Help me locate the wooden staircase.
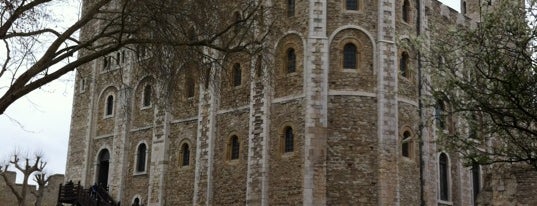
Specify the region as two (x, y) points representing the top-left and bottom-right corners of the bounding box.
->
(57, 181), (117, 206)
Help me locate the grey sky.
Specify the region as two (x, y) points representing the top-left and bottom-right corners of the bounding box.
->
(0, 0), (460, 183)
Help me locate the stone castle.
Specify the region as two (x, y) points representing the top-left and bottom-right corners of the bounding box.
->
(64, 0), (535, 205)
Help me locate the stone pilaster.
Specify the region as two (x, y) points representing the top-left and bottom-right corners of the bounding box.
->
(376, 0), (400, 205)
(246, 56), (271, 206)
(193, 67), (218, 206)
(303, 0), (328, 205)
(147, 71), (172, 206)
(109, 83), (132, 200)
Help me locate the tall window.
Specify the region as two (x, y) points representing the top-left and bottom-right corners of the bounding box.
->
(287, 48), (296, 73)
(343, 43), (357, 69)
(401, 131), (411, 157)
(462, 1), (467, 14)
(284, 127), (294, 153)
(346, 0), (358, 10)
(402, 0), (410, 23)
(234, 12), (242, 33)
(186, 77), (195, 98)
(233, 63), (242, 87)
(435, 100), (445, 129)
(181, 143), (190, 166)
(136, 143), (147, 172)
(472, 164), (481, 205)
(143, 84), (152, 107)
(105, 95), (114, 116)
(229, 135), (240, 160)
(287, 0), (295, 17)
(400, 52), (409, 78)
(439, 153), (450, 201)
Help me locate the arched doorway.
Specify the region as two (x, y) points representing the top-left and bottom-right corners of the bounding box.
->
(97, 149), (110, 187)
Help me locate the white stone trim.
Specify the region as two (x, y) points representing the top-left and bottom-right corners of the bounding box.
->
(271, 94), (305, 104)
(397, 97), (418, 107)
(170, 116), (198, 124)
(328, 90), (376, 98)
(216, 105), (249, 115)
(130, 125), (154, 132)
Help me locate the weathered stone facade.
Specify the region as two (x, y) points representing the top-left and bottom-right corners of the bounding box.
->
(64, 0), (529, 205)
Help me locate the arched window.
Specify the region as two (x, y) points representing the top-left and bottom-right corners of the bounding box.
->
(233, 63), (242, 87)
(400, 52), (409, 78)
(181, 143), (190, 166)
(401, 131), (411, 157)
(346, 0), (358, 10)
(105, 95), (114, 116)
(462, 1), (467, 14)
(186, 77), (195, 98)
(143, 84), (152, 107)
(234, 12), (242, 33)
(287, 0), (295, 17)
(472, 164), (481, 205)
(229, 135), (240, 160)
(343, 43), (357, 69)
(439, 153), (450, 201)
(287, 48), (296, 73)
(402, 0), (410, 23)
(136, 143), (147, 172)
(284, 127), (294, 153)
(435, 100), (445, 129)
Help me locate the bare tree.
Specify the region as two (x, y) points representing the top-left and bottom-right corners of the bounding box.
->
(0, 153), (47, 206)
(424, 0), (537, 170)
(32, 172), (49, 206)
(0, 0), (274, 115)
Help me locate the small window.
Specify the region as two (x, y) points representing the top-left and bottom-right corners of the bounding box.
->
(343, 43), (357, 69)
(186, 77), (195, 98)
(234, 12), (242, 33)
(79, 77), (86, 93)
(233, 63), (242, 87)
(346, 0), (358, 10)
(105, 95), (114, 116)
(287, 48), (296, 73)
(401, 131), (411, 157)
(472, 164), (481, 205)
(435, 100), (445, 129)
(103, 56), (110, 70)
(439, 153), (450, 201)
(400, 52), (409, 78)
(462, 1), (467, 14)
(181, 143), (190, 166)
(142, 84), (152, 107)
(284, 127), (294, 153)
(136, 143), (147, 172)
(229, 135), (240, 160)
(287, 0), (295, 17)
(402, 0), (410, 23)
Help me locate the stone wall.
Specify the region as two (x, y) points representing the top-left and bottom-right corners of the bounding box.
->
(0, 171), (64, 206)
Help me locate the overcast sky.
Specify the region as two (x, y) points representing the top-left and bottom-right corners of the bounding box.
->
(0, 0), (460, 184)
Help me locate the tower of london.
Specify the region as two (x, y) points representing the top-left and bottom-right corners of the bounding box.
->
(64, 0), (526, 205)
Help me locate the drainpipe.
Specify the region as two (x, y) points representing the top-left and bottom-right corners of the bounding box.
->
(415, 0), (426, 206)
